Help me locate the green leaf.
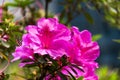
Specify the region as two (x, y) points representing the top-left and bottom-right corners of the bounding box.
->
(59, 10), (66, 21)
(113, 39), (120, 43)
(71, 64), (84, 72)
(108, 7), (117, 16)
(65, 69), (76, 80)
(105, 15), (116, 24)
(1, 41), (10, 48)
(0, 52), (10, 74)
(0, 52), (8, 61)
(97, 66), (119, 80)
(77, 76), (83, 80)
(83, 10), (94, 24)
(6, 0), (34, 7)
(92, 34), (102, 41)
(57, 72), (68, 80)
(61, 55), (68, 66)
(24, 63), (38, 67)
(67, 0), (74, 3)
(5, 3), (18, 7)
(3, 74), (10, 80)
(69, 66), (77, 75)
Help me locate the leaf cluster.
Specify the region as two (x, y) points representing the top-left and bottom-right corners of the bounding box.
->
(21, 54), (84, 80)
(97, 66), (120, 80)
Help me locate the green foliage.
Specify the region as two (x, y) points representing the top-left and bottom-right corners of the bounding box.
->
(6, 0), (34, 8)
(92, 34), (102, 41)
(58, 0), (94, 25)
(0, 11), (23, 56)
(59, 0), (120, 29)
(77, 77), (83, 80)
(83, 11), (94, 24)
(113, 39), (120, 43)
(97, 66), (120, 80)
(23, 54), (84, 79)
(91, 0), (120, 29)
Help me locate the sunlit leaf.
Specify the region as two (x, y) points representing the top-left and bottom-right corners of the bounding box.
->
(92, 34), (102, 41)
(5, 3), (18, 7)
(77, 76), (83, 80)
(1, 41), (10, 48)
(0, 52), (8, 60)
(97, 66), (119, 80)
(108, 7), (117, 16)
(113, 39), (120, 43)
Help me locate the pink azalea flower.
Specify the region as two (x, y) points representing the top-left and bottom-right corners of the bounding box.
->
(12, 18), (71, 65)
(12, 45), (34, 62)
(68, 27), (100, 62)
(25, 18), (71, 58)
(1, 34), (9, 42)
(64, 26), (100, 80)
(12, 18), (100, 80)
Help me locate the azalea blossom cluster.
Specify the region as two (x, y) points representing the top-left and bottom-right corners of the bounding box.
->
(12, 18), (100, 80)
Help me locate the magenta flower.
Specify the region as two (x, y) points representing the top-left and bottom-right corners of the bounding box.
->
(64, 27), (100, 80)
(12, 18), (100, 80)
(12, 18), (71, 65)
(24, 18), (71, 58)
(12, 45), (34, 67)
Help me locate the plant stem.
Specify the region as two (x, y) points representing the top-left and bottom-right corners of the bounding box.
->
(45, 0), (49, 18)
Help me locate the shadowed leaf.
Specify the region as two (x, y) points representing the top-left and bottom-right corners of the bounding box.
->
(70, 64), (84, 72)
(65, 69), (76, 80)
(83, 10), (94, 24)
(69, 66), (77, 75)
(57, 72), (67, 80)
